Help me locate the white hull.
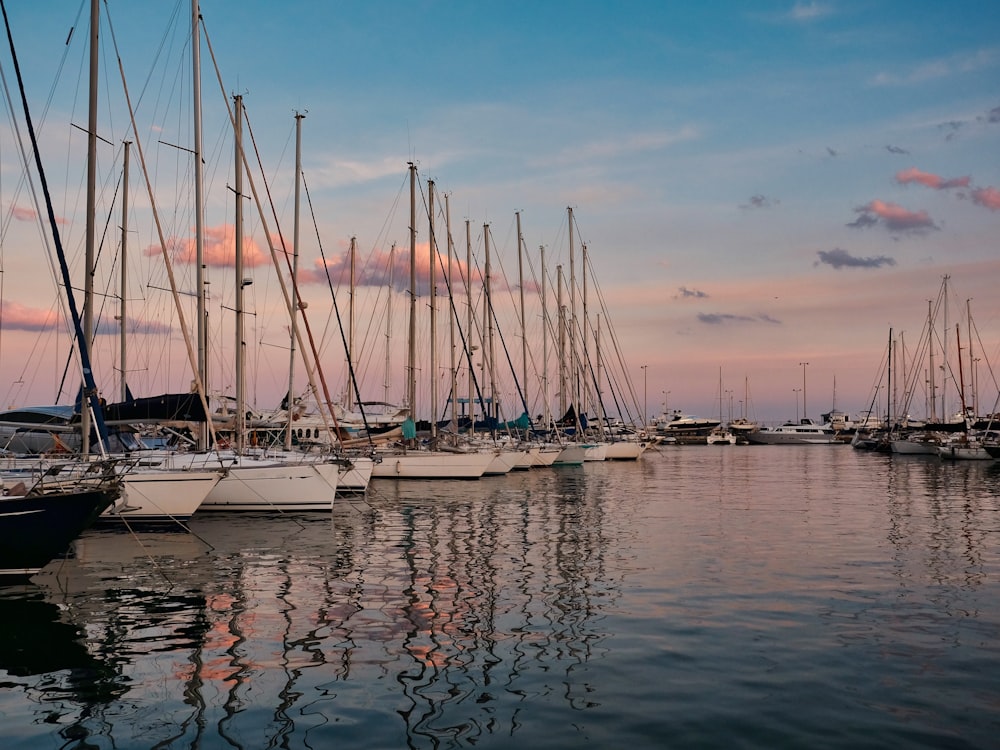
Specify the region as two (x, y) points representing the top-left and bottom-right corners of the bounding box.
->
(938, 444), (992, 460)
(604, 441), (645, 460)
(706, 431), (737, 445)
(890, 438), (940, 455)
(370, 450), (492, 479)
(338, 456), (374, 493)
(552, 444), (587, 466)
(582, 443), (608, 461)
(484, 450), (521, 476)
(747, 423), (840, 445)
(201, 456), (338, 511)
(102, 468), (222, 524)
(530, 446), (562, 467)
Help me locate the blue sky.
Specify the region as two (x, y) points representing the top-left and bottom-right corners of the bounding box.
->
(1, 1), (998, 424)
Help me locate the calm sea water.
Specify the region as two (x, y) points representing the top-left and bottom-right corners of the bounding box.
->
(2, 446), (999, 749)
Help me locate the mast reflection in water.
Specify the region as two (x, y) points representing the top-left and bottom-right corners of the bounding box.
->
(3, 450), (1000, 749)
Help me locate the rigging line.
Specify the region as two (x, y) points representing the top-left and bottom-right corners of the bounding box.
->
(480, 224), (527, 427)
(200, 25), (342, 446)
(300, 170), (374, 445)
(237, 102), (344, 442)
(102, 3), (217, 447)
(1, 0), (110, 451)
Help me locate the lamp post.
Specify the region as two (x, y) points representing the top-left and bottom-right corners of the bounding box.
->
(799, 361), (809, 422)
(793, 388), (801, 423)
(641, 365), (648, 427)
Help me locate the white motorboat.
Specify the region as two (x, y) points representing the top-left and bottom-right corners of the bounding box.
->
(747, 420), (841, 445)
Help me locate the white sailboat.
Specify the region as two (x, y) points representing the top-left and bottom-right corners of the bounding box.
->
(370, 165), (492, 480)
(198, 95), (337, 509)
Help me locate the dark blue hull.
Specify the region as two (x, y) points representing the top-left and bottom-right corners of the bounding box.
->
(0, 489), (117, 578)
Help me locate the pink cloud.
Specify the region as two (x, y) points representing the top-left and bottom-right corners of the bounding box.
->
(144, 223), (270, 268)
(895, 167), (970, 190)
(1, 300), (57, 331)
(11, 205), (69, 225)
(12, 205), (37, 222)
(971, 186), (1000, 210)
(849, 199), (937, 233)
(298, 245), (533, 296)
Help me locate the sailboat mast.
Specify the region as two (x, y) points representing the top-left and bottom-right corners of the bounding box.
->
(446, 194), (458, 436)
(466, 219), (474, 435)
(581, 243), (590, 418)
(567, 207), (578, 419)
(967, 298), (975, 416)
(557, 264), (566, 417)
(428, 180), (438, 440)
(927, 300), (936, 421)
(484, 223), (497, 430)
(541, 245), (549, 431)
(285, 111), (304, 451)
(516, 212), (528, 420)
(81, 0), (99, 456)
(384, 244), (394, 407)
(407, 163), (417, 425)
(192, 0), (208, 437)
(233, 94), (246, 454)
(119, 140), (130, 401)
(346, 235), (356, 411)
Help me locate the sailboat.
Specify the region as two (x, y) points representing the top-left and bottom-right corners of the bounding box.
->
(0, 1), (123, 575)
(369, 165), (493, 480)
(706, 368), (736, 445)
(198, 95), (339, 509)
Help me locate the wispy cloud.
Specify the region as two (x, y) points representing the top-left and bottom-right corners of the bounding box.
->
(816, 248), (896, 269)
(741, 194), (779, 210)
(787, 2), (832, 21)
(93, 318), (173, 336)
(885, 145), (909, 155)
(697, 312), (781, 325)
(848, 200), (938, 234)
(895, 167), (970, 190)
(871, 48), (999, 86)
(1, 300), (57, 331)
(297, 245), (524, 296)
(12, 204), (68, 225)
(554, 127), (700, 166)
(676, 286), (709, 299)
(971, 186), (1000, 211)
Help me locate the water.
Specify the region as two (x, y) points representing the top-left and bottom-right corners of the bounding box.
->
(2, 446), (999, 749)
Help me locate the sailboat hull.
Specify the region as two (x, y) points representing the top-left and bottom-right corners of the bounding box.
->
(200, 457), (337, 511)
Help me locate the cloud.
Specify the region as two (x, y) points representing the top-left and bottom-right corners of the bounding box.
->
(1, 300), (58, 331)
(848, 200), (938, 234)
(885, 145), (909, 155)
(697, 312), (781, 325)
(297, 245), (519, 297)
(12, 204), (69, 225)
(675, 286), (708, 299)
(816, 248), (896, 270)
(871, 49), (998, 87)
(788, 2), (832, 21)
(741, 194), (779, 210)
(145, 223), (271, 268)
(971, 186), (1000, 211)
(988, 105), (1000, 123)
(826, 147), (839, 157)
(895, 167), (970, 190)
(12, 205), (37, 222)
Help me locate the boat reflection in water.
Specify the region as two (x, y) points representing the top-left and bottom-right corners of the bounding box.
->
(6, 452), (998, 749)
(5, 466), (620, 748)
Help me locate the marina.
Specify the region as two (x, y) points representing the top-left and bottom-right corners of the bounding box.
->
(2, 445), (998, 749)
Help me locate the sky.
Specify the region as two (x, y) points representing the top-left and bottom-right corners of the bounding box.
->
(0, 0), (998, 426)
